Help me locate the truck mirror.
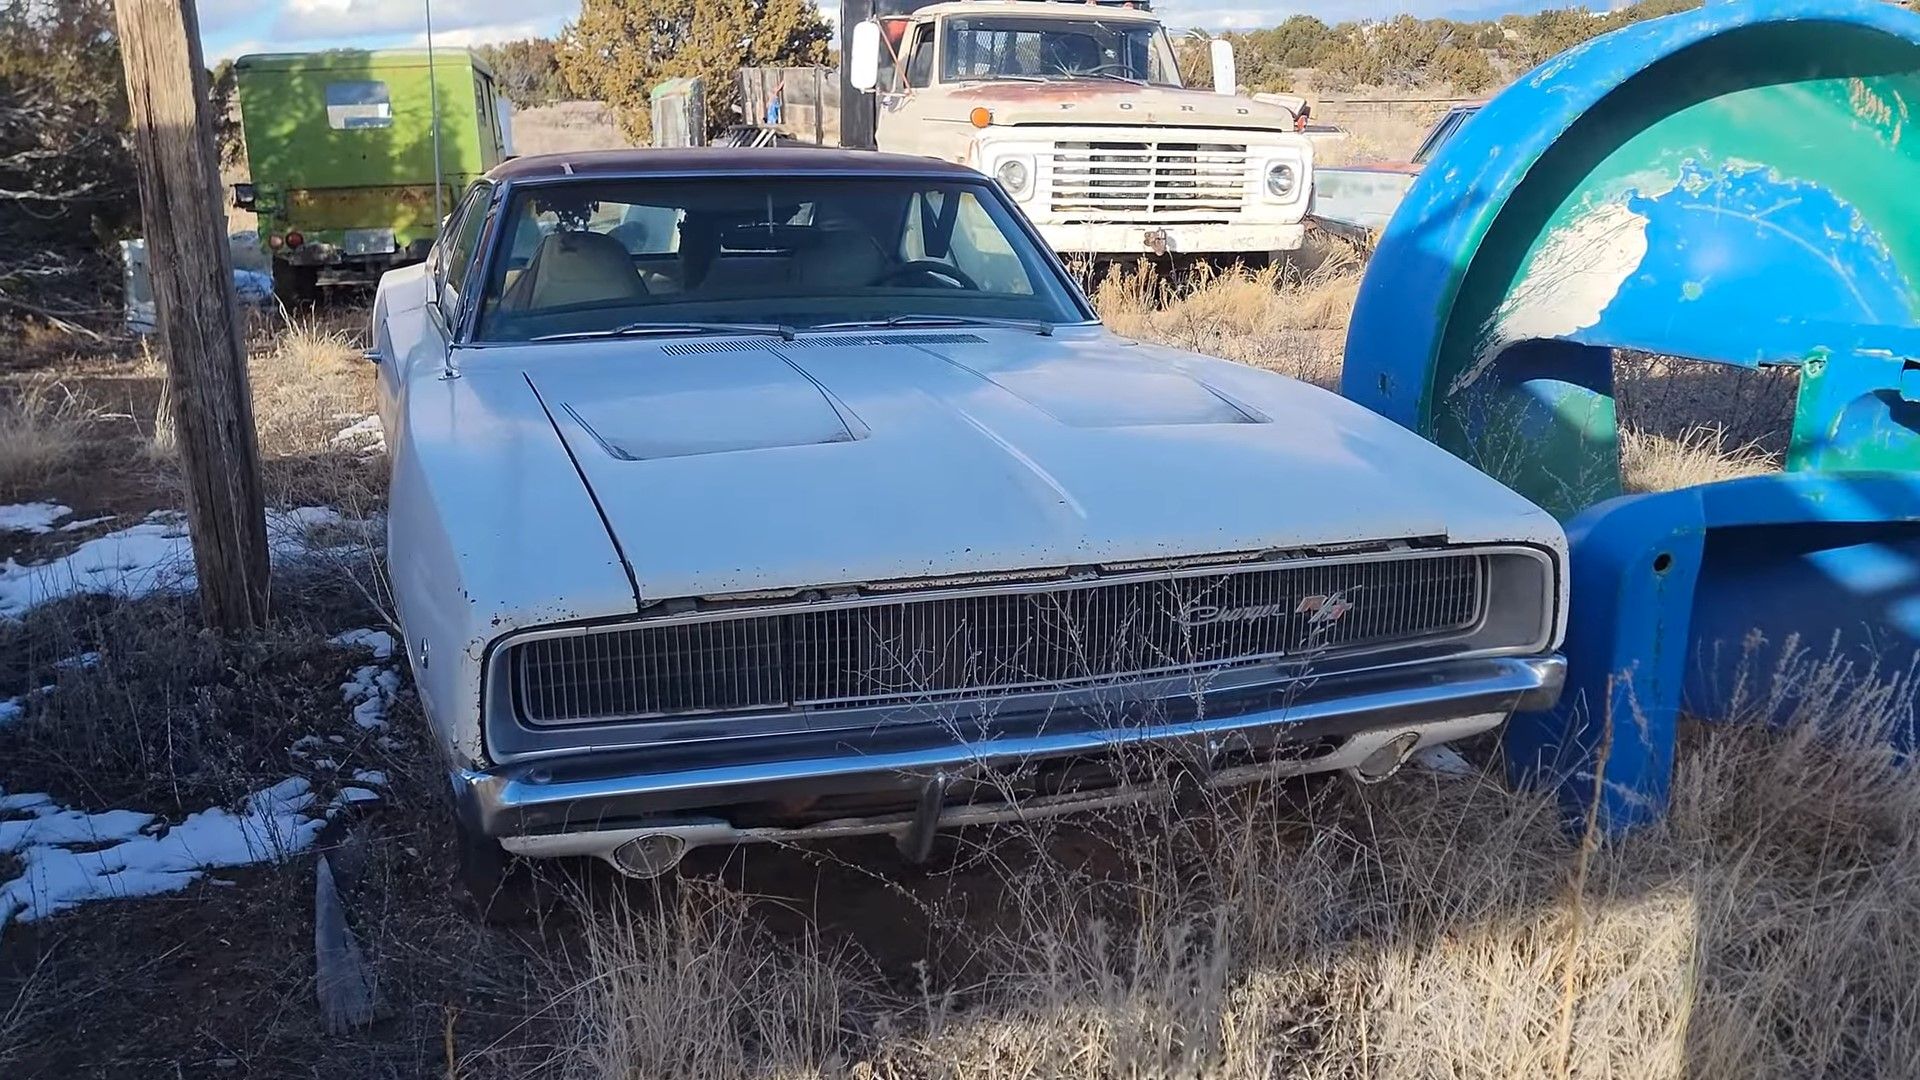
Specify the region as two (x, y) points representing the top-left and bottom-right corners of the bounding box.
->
(849, 20), (882, 92)
(1209, 39), (1236, 96)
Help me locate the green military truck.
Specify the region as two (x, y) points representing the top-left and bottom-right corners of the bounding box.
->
(233, 48), (511, 298)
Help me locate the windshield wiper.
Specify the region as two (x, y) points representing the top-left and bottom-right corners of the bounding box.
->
(531, 321), (796, 343)
(808, 314), (1054, 337)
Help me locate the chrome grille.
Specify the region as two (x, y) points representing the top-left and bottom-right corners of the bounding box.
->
(511, 553), (1487, 726)
(1049, 140), (1250, 220)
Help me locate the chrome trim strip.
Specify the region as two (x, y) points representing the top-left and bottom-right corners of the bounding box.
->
(460, 654), (1565, 840)
(534, 545), (1530, 632)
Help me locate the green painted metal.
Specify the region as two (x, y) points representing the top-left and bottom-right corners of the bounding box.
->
(235, 49), (506, 264)
(1342, 1), (1920, 521)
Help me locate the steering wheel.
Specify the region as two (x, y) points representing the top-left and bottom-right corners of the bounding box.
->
(880, 260), (980, 290)
(1078, 63), (1138, 78)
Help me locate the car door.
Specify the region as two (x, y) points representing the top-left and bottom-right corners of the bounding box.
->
(376, 181), (490, 436)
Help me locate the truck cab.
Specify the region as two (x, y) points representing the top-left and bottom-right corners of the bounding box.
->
(849, 0), (1312, 260)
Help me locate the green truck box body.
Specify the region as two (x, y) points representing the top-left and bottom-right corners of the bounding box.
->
(234, 49), (507, 290)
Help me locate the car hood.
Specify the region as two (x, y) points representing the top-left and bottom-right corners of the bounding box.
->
(516, 329), (1559, 602)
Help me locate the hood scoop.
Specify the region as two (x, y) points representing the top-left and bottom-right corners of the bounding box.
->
(950, 356), (1264, 428)
(540, 350), (864, 461)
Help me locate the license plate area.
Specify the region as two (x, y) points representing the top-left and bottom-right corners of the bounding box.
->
(343, 227), (396, 256)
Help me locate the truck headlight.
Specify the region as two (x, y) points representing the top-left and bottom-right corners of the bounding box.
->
(1266, 163), (1298, 198)
(996, 158), (1033, 200)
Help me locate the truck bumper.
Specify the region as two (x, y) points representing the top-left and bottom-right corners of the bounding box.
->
(1034, 221), (1307, 257)
(453, 654), (1565, 875)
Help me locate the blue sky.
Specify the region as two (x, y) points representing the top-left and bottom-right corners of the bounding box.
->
(198, 0), (1603, 61)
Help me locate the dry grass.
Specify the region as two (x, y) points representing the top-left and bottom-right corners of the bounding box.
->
(0, 380), (89, 499)
(1616, 352), (1800, 456)
(1312, 110), (1441, 166)
(0, 563), (555, 1077)
(1621, 425), (1777, 494)
(246, 311), (374, 457)
(512, 101), (638, 157)
(555, 645), (1920, 1080)
(132, 307), (383, 509)
(1091, 243), (1362, 389)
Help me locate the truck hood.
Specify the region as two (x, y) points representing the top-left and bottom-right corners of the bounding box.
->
(516, 329), (1558, 603)
(946, 81), (1299, 131)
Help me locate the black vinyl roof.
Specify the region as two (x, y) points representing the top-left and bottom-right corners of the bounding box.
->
(487, 147), (982, 183)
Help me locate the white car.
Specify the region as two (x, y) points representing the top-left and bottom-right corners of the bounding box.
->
(369, 148), (1567, 883)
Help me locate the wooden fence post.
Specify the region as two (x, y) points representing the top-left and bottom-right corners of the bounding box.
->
(115, 0), (271, 631)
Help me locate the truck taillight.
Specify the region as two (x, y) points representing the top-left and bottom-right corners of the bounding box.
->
(285, 231), (304, 249)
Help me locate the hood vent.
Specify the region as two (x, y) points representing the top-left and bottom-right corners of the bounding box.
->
(659, 333), (987, 355)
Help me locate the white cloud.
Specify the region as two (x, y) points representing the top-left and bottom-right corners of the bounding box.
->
(274, 0), (536, 41)
(405, 19), (561, 47)
(195, 0), (261, 31)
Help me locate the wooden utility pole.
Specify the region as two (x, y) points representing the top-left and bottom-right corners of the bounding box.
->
(115, 0), (271, 631)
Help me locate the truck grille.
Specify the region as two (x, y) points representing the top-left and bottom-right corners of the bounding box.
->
(1049, 140), (1250, 220)
(509, 552), (1488, 726)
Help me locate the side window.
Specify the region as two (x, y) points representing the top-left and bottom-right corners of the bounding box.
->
(1412, 108), (1473, 165)
(325, 81), (392, 129)
(904, 26), (935, 88)
(437, 184), (491, 318)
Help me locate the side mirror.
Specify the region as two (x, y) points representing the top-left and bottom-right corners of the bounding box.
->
(232, 183), (256, 211)
(1210, 39), (1237, 96)
(849, 20), (882, 92)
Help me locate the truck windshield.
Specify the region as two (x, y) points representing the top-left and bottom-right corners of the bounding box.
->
(474, 176), (1087, 343)
(941, 16), (1182, 87)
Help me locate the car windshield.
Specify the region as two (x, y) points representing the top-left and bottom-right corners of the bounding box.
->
(941, 16), (1182, 87)
(474, 176), (1085, 342)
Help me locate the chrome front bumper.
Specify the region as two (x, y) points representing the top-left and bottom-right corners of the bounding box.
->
(454, 654), (1564, 869)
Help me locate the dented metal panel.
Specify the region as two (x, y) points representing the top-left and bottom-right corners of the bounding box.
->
(1341, 0), (1920, 521)
(1335, 0), (1920, 838)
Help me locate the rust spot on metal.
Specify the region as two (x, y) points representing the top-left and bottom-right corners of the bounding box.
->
(950, 82), (1135, 103)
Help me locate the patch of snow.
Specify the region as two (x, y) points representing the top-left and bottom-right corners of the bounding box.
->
(57, 515), (117, 533)
(329, 627), (395, 661)
(342, 664), (401, 730)
(336, 787), (381, 805)
(54, 650), (100, 671)
(0, 506), (360, 619)
(0, 684), (53, 729)
(0, 503), (72, 535)
(330, 415), (386, 456)
(0, 778), (326, 934)
(351, 769), (387, 787)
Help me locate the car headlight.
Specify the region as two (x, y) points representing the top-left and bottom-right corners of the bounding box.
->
(996, 158), (1032, 198)
(1266, 163), (1298, 198)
